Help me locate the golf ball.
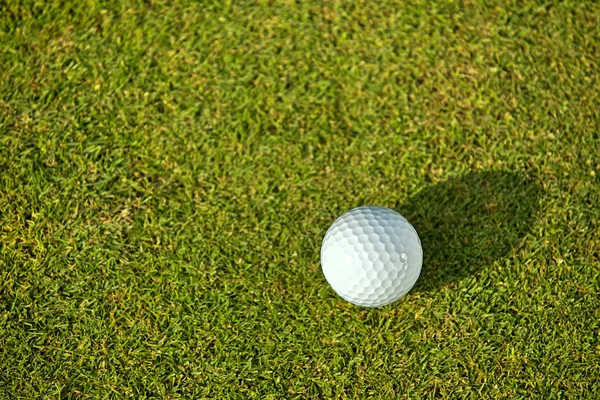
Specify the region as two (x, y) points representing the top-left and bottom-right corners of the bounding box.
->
(320, 206), (423, 308)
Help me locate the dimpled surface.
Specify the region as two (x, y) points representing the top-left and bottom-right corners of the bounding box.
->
(321, 206), (423, 308)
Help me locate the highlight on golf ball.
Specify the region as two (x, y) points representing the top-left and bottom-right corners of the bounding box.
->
(320, 206), (423, 308)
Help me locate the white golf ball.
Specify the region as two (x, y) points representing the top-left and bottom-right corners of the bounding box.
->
(320, 206), (423, 307)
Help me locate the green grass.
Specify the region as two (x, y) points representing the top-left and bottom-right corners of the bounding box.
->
(1, 0), (599, 398)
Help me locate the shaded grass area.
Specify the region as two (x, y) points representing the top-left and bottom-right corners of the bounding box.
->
(1, 0), (599, 398)
(402, 171), (542, 292)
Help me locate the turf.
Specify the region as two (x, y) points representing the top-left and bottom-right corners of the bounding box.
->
(1, 0), (599, 398)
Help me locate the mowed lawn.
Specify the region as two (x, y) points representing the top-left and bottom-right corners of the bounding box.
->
(1, 0), (599, 398)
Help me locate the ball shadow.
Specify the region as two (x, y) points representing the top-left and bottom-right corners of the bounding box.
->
(396, 171), (541, 292)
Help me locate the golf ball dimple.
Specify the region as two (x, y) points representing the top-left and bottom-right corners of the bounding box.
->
(321, 206), (423, 308)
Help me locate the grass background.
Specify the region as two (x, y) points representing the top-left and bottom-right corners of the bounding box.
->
(1, 0), (599, 398)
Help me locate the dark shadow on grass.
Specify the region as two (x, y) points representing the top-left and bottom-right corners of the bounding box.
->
(396, 171), (541, 292)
